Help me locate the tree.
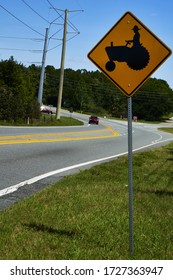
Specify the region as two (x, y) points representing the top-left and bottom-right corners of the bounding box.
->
(0, 57), (172, 122)
(0, 58), (40, 122)
(0, 86), (13, 121)
(133, 78), (173, 120)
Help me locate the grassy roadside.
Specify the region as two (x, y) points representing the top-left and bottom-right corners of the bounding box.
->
(159, 127), (173, 134)
(0, 115), (83, 126)
(0, 130), (173, 260)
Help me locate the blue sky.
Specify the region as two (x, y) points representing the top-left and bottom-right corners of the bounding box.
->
(0, 0), (173, 89)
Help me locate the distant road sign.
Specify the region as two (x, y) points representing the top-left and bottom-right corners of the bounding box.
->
(88, 11), (172, 97)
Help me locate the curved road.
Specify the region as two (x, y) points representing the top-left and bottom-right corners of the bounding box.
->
(0, 112), (173, 209)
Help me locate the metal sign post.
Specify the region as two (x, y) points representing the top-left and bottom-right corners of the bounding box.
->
(127, 97), (134, 253)
(87, 11), (171, 254)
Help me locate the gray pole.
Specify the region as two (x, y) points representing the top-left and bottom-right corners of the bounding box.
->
(38, 27), (49, 105)
(128, 97), (134, 253)
(56, 9), (68, 120)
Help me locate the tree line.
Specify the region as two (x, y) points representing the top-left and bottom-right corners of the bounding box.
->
(0, 57), (173, 122)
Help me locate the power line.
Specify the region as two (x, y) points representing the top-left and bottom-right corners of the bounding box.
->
(74, 0), (83, 10)
(49, 27), (64, 40)
(20, 0), (70, 44)
(0, 47), (42, 53)
(46, 0), (64, 21)
(44, 74), (173, 99)
(21, 0), (50, 24)
(47, 42), (62, 52)
(0, 1), (82, 71)
(46, 0), (80, 33)
(47, 31), (80, 52)
(53, 8), (80, 33)
(0, 3), (44, 37)
(23, 61), (41, 65)
(0, 35), (44, 41)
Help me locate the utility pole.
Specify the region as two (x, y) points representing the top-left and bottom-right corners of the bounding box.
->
(56, 9), (68, 120)
(38, 27), (49, 105)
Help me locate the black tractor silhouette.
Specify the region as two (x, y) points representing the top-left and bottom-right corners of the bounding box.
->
(105, 25), (150, 71)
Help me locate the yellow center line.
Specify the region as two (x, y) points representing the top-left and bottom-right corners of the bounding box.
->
(0, 129), (108, 139)
(0, 124), (120, 145)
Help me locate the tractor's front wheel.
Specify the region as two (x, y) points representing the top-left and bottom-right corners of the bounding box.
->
(105, 60), (116, 72)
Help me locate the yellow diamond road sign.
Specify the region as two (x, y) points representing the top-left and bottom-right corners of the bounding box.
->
(87, 11), (172, 97)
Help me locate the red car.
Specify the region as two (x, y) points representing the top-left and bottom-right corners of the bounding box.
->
(89, 116), (99, 125)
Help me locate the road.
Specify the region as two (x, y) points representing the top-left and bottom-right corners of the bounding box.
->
(0, 112), (173, 209)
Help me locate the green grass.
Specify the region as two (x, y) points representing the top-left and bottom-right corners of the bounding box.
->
(0, 115), (83, 126)
(37, 115), (83, 126)
(159, 127), (173, 134)
(0, 138), (173, 259)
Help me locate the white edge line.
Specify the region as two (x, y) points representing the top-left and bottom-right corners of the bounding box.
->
(0, 138), (173, 198)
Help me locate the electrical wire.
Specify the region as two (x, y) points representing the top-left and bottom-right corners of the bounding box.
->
(21, 0), (50, 24)
(0, 47), (42, 53)
(44, 73), (173, 100)
(0, 1), (81, 65)
(21, 0), (71, 44)
(47, 32), (80, 52)
(0, 3), (44, 37)
(46, 0), (80, 33)
(0, 35), (44, 41)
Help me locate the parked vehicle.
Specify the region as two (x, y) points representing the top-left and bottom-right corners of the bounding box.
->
(89, 116), (99, 125)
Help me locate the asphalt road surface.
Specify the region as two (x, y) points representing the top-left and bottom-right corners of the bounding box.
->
(0, 112), (173, 209)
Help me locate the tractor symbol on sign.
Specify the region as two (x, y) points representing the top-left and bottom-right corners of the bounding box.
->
(105, 25), (150, 71)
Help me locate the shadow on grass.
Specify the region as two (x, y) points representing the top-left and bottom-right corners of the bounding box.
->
(23, 223), (76, 237)
(167, 147), (173, 159)
(135, 166), (173, 196)
(136, 188), (173, 197)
